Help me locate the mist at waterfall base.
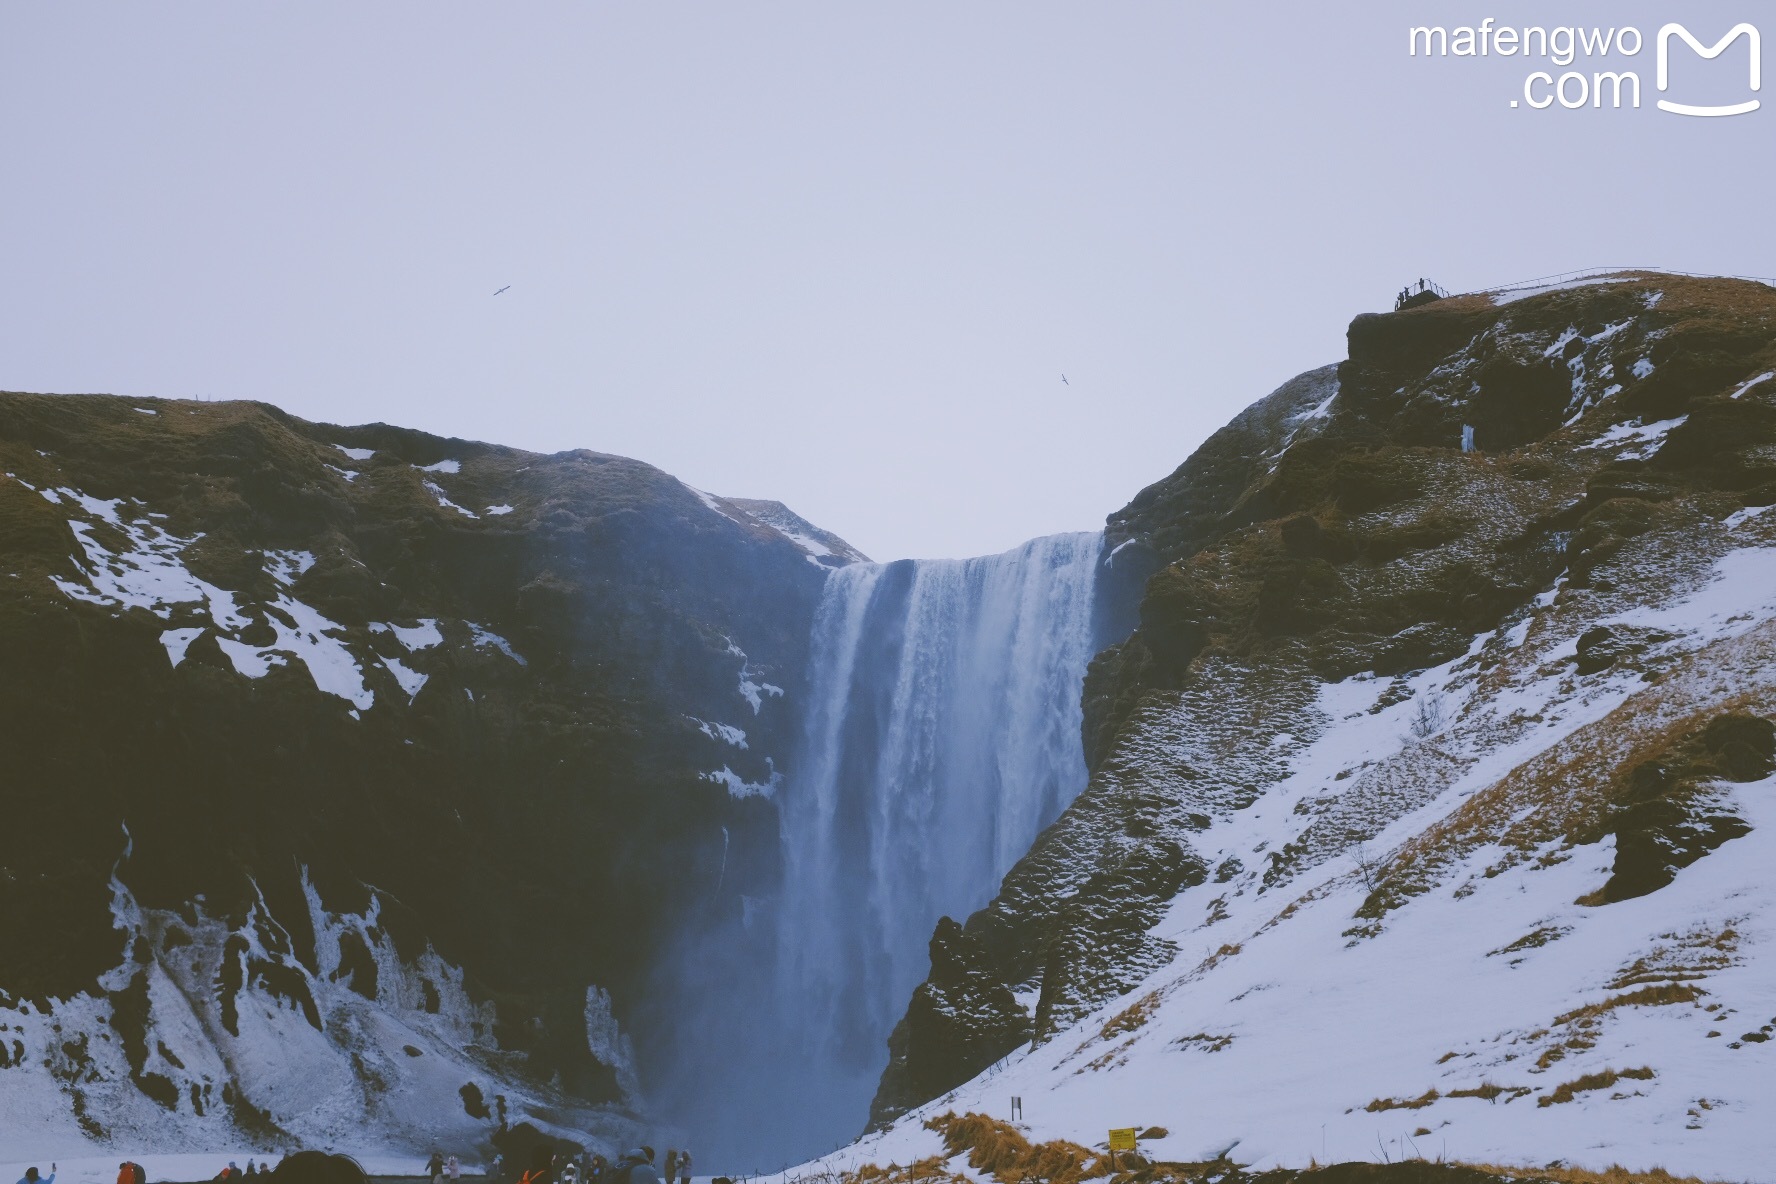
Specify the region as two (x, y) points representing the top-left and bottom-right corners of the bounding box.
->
(641, 533), (1112, 1170)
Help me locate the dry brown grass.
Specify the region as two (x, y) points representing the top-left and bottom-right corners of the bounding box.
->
(1553, 983), (1700, 1026)
(921, 1111), (1110, 1184)
(1465, 1161), (1724, 1184)
(1535, 983), (1702, 1069)
(1099, 992), (1162, 1041)
(846, 1155), (971, 1184)
(1360, 622), (1776, 921)
(1365, 1088), (1440, 1112)
(1537, 1066), (1655, 1107)
(841, 1112), (1734, 1184)
(1447, 1081), (1533, 1103)
(1608, 924), (1740, 989)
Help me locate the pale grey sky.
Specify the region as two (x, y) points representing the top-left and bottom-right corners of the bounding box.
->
(2, 2), (1769, 560)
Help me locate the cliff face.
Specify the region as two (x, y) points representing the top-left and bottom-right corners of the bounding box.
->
(867, 273), (1776, 1175)
(0, 393), (854, 1154)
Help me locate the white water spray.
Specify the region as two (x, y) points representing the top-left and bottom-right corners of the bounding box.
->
(770, 531), (1104, 1148)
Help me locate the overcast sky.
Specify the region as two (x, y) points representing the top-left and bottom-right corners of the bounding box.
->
(2, 2), (1769, 560)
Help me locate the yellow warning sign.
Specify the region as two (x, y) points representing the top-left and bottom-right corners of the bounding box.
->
(1108, 1129), (1138, 1152)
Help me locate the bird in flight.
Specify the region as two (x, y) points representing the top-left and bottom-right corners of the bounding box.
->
(493, 285), (511, 296)
(1061, 373), (1070, 385)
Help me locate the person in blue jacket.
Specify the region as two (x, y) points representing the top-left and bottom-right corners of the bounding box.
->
(19, 1165), (55, 1184)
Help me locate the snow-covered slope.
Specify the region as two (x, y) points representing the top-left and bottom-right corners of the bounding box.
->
(847, 275), (1776, 1179)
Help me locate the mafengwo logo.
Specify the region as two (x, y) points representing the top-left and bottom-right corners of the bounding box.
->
(1408, 20), (1760, 114)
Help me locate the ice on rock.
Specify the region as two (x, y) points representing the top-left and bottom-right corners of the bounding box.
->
(695, 719), (749, 748)
(725, 638), (784, 713)
(702, 763), (780, 799)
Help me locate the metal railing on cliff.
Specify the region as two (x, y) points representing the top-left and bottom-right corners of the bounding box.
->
(1463, 265), (1776, 299)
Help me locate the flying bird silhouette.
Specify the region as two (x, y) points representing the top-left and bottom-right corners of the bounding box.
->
(1061, 373), (1069, 385)
(493, 285), (510, 296)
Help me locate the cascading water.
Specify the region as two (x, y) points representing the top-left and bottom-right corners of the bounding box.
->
(652, 532), (1105, 1170)
(778, 531), (1103, 1075)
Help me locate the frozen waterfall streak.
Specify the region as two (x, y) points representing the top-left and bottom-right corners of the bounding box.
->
(776, 531), (1103, 1071)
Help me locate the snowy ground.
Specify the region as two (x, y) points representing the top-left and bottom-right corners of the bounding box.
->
(778, 529), (1776, 1182)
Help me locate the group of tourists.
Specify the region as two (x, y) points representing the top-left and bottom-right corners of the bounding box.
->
(497, 1144), (694, 1184)
(425, 1156), (464, 1184)
(12, 1142), (698, 1184)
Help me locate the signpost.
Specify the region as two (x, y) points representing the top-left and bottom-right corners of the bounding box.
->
(1108, 1128), (1137, 1170)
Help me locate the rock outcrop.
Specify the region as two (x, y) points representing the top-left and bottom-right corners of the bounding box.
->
(0, 393), (857, 1154)
(868, 272), (1776, 1161)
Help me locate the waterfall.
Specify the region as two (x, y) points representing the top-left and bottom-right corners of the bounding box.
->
(773, 531), (1103, 1152)
(650, 532), (1105, 1170)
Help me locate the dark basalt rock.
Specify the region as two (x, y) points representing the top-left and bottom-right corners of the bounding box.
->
(1588, 712), (1773, 904)
(0, 390), (855, 1138)
(870, 917), (1034, 1130)
(877, 275), (1776, 1129)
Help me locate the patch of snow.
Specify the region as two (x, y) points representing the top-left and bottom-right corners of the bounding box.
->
(160, 627), (204, 667)
(702, 761), (781, 799)
(466, 622), (525, 666)
(485, 504), (514, 515)
(1631, 357), (1656, 379)
(371, 619), (443, 652)
(694, 719), (749, 749)
(334, 445), (375, 461)
(325, 464), (359, 482)
(423, 480), (477, 518)
(725, 638), (784, 713)
(215, 635), (281, 679)
(133, 407), (157, 416)
(264, 550), (317, 587)
(1723, 503), (1776, 530)
(1582, 416), (1687, 461)
(417, 459), (460, 474)
(242, 596), (375, 709)
(685, 484), (733, 517)
(1729, 371), (1773, 400)
(49, 498), (249, 630)
(378, 654), (428, 701)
